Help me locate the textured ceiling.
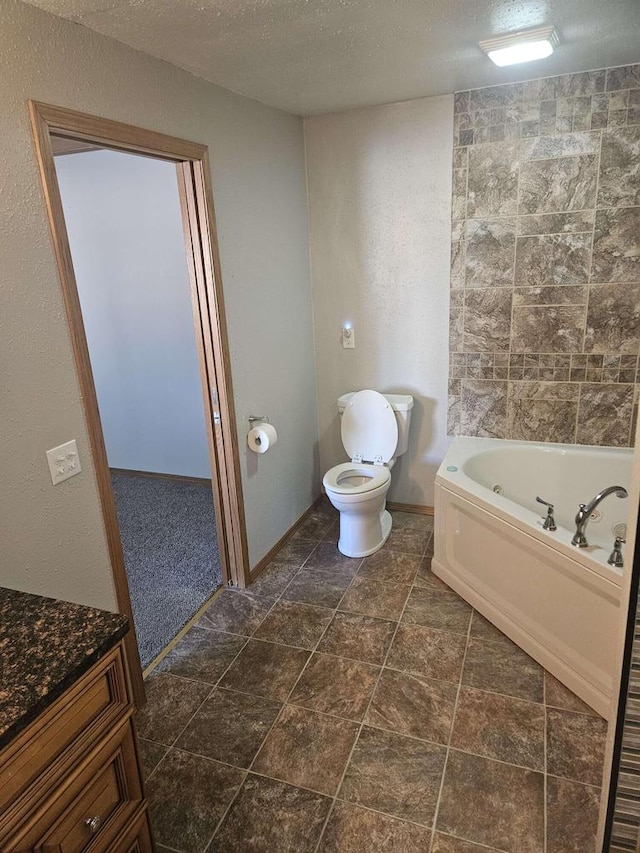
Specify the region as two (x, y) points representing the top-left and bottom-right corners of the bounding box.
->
(23, 0), (640, 115)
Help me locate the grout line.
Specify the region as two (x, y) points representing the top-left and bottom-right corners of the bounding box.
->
(575, 124), (598, 444)
(591, 128), (604, 253)
(151, 552), (319, 767)
(433, 831), (511, 853)
(312, 533), (432, 852)
(460, 133), (469, 366)
(504, 115), (523, 434)
(262, 596), (339, 614)
(198, 544), (329, 853)
(140, 669), (228, 691)
(163, 637), (250, 750)
(516, 226), (595, 238)
(204, 524), (369, 851)
(574, 380), (582, 444)
(156, 748), (251, 778)
(330, 797), (438, 833)
(140, 742), (170, 786)
(232, 559), (366, 850)
(451, 678), (548, 710)
(142, 659), (253, 800)
(178, 622), (259, 639)
(314, 801), (338, 850)
(429, 593), (473, 850)
(200, 766), (246, 853)
(286, 645), (389, 667)
(519, 148), (601, 165)
(432, 743), (545, 775)
(225, 633), (337, 655)
(543, 671), (548, 853)
(238, 767), (337, 801)
(545, 771), (603, 788)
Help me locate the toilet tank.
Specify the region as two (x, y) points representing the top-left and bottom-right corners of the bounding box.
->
(337, 392), (414, 457)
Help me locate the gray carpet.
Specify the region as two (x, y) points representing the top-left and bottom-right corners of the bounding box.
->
(111, 472), (222, 667)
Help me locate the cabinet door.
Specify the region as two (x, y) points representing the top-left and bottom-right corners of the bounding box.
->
(0, 644), (130, 837)
(107, 810), (153, 853)
(8, 718), (142, 853)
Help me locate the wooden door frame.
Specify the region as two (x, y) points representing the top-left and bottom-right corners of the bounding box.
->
(29, 101), (250, 706)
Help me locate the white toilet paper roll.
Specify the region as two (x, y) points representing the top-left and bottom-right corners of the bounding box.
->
(247, 422), (278, 454)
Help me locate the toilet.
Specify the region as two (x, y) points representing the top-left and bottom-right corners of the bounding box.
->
(323, 390), (414, 558)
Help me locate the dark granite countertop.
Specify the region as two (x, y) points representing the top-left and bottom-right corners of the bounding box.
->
(0, 587), (128, 750)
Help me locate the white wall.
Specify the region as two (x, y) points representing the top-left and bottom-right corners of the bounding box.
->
(0, 0), (317, 607)
(55, 150), (211, 479)
(305, 96), (454, 506)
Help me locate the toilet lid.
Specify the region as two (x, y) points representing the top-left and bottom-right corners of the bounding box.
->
(341, 390), (398, 464)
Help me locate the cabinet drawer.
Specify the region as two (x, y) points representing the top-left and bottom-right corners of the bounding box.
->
(6, 717), (142, 853)
(0, 643), (130, 831)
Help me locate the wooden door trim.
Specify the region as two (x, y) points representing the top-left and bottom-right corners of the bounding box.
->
(176, 162), (246, 585)
(182, 159), (249, 579)
(28, 101), (250, 706)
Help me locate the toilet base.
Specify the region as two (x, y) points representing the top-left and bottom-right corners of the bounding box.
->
(338, 507), (392, 558)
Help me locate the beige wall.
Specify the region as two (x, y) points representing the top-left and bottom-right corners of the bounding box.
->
(305, 96), (454, 507)
(0, 0), (317, 608)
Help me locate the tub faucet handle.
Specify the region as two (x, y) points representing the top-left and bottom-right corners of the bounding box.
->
(536, 496), (557, 532)
(608, 536), (626, 569)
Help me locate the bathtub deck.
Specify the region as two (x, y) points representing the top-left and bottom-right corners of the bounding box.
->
(136, 501), (606, 853)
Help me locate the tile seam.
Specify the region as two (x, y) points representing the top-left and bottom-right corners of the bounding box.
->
(203, 537), (340, 851)
(312, 534), (432, 850)
(429, 600), (473, 848)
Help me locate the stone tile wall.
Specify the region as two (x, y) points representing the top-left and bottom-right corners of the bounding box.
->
(449, 64), (640, 446)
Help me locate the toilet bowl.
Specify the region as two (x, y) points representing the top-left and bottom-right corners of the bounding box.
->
(323, 390), (413, 558)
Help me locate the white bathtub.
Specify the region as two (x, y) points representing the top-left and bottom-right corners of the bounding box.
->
(433, 436), (633, 718)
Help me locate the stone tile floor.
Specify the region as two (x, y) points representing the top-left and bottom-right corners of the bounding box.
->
(137, 502), (607, 853)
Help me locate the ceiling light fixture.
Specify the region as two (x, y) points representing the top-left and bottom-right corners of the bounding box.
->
(479, 26), (559, 67)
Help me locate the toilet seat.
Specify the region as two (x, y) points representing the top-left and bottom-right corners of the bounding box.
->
(341, 390), (398, 464)
(323, 462), (391, 494)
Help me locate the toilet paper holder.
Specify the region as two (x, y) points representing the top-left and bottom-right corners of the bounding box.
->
(248, 415), (270, 425)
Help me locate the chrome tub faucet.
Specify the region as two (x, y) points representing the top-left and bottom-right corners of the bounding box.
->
(571, 486), (628, 548)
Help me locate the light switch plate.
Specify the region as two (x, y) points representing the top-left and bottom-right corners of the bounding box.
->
(342, 327), (355, 349)
(46, 439), (82, 485)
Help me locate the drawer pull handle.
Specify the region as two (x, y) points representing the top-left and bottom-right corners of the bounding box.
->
(85, 815), (102, 835)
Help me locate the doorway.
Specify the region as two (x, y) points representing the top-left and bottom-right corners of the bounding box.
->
(30, 102), (250, 704)
(54, 146), (224, 667)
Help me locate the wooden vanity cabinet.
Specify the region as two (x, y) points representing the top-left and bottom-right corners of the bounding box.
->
(0, 641), (152, 853)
